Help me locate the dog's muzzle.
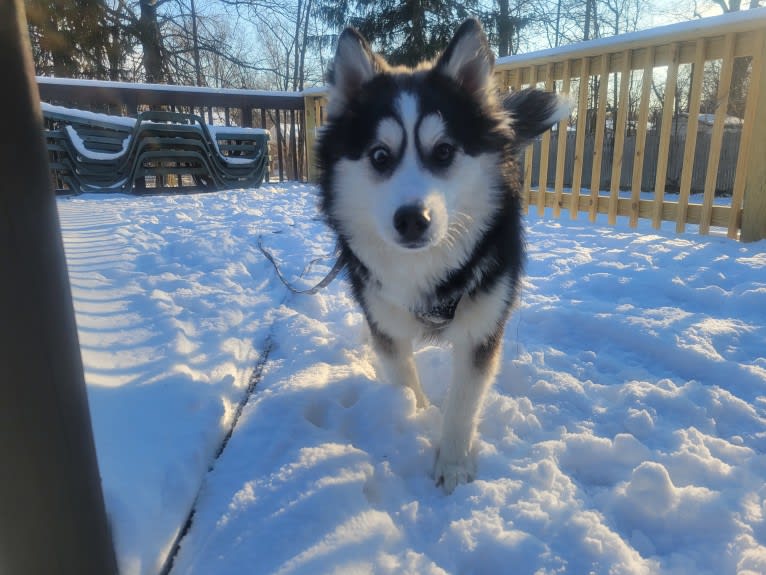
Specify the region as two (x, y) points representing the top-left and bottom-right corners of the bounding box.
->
(393, 203), (431, 248)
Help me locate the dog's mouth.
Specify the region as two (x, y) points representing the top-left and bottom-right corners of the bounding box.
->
(396, 238), (432, 250)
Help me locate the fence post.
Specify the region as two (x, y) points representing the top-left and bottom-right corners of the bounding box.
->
(0, 1), (118, 573)
(241, 104), (253, 127)
(304, 94), (320, 182)
(740, 31), (766, 243)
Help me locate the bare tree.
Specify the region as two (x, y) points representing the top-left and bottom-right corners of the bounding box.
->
(692, 0), (763, 117)
(137, 0), (167, 83)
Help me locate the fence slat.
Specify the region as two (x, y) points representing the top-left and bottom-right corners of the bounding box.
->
(631, 46), (654, 227)
(508, 69), (534, 214)
(289, 109), (299, 179)
(537, 64), (553, 216)
(589, 54), (610, 222)
(609, 50), (632, 225)
(507, 68), (519, 92)
(676, 39), (707, 233)
(274, 109), (284, 181)
(304, 96), (320, 182)
(553, 60), (571, 218)
(652, 43), (680, 229)
(570, 57), (590, 219)
(700, 33), (736, 234)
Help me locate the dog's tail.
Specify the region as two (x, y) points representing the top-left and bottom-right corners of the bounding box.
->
(503, 88), (572, 146)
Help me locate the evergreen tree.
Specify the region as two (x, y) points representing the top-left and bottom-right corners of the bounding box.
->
(477, 0), (528, 57)
(319, 0), (481, 67)
(26, 0), (111, 78)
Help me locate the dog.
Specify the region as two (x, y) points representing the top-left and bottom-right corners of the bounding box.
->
(316, 18), (568, 493)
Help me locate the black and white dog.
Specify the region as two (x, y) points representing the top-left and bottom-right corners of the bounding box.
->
(316, 19), (568, 493)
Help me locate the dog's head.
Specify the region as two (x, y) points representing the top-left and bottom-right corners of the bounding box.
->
(318, 19), (568, 253)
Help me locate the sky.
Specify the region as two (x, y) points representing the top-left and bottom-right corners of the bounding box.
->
(56, 182), (766, 575)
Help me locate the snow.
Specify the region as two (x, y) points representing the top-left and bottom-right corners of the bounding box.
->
(55, 183), (766, 575)
(508, 7), (766, 66)
(495, 7), (766, 69)
(697, 113), (744, 127)
(42, 101), (137, 128)
(207, 125), (269, 137)
(65, 124), (131, 160)
(37, 76), (302, 100)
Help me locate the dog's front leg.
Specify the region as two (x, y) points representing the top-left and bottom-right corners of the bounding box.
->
(370, 326), (429, 409)
(434, 327), (503, 493)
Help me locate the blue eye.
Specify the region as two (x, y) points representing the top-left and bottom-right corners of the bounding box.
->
(369, 146), (391, 171)
(432, 142), (455, 167)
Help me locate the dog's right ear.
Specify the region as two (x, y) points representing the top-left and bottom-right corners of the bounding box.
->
(327, 28), (383, 117)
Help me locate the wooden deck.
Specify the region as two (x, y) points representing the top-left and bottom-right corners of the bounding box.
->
(36, 9), (766, 241)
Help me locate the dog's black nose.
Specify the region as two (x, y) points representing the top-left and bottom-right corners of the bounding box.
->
(393, 204), (431, 244)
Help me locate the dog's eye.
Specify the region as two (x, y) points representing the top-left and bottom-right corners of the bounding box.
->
(369, 146), (391, 171)
(432, 142), (455, 167)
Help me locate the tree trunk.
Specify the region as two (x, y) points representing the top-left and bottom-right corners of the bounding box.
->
(190, 0), (203, 86)
(138, 0), (164, 83)
(497, 0), (511, 57)
(106, 24), (122, 80)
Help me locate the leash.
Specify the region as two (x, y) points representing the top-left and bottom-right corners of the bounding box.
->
(257, 235), (345, 295)
(258, 235), (466, 329)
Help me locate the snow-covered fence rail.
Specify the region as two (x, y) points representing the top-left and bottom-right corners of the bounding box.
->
(303, 9), (766, 242)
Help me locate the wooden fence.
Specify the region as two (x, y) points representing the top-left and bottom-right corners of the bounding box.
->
(529, 130), (742, 195)
(494, 9), (766, 241)
(304, 8), (766, 242)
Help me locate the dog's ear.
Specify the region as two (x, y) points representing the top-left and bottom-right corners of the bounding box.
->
(434, 18), (495, 96)
(503, 88), (572, 145)
(327, 27), (384, 116)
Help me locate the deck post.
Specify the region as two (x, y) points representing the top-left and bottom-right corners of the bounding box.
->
(740, 31), (766, 243)
(304, 94), (321, 182)
(0, 1), (118, 573)
(241, 104), (253, 127)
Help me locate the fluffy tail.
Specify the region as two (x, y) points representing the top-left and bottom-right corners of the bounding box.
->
(503, 88), (572, 145)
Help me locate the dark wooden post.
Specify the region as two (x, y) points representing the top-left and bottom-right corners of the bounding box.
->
(275, 109), (285, 181)
(241, 104), (253, 128)
(260, 109), (270, 182)
(0, 1), (119, 573)
(290, 109), (299, 180)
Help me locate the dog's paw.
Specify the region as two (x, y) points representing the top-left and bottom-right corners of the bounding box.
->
(413, 389), (430, 410)
(433, 448), (476, 494)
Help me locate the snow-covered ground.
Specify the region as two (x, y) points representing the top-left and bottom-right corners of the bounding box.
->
(56, 183), (766, 575)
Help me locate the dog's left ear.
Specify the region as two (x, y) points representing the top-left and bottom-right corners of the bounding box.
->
(435, 18), (494, 96)
(326, 27), (386, 118)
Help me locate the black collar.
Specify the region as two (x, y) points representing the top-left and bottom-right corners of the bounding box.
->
(414, 296), (461, 329)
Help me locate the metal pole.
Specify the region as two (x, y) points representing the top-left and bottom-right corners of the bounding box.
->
(0, 1), (119, 573)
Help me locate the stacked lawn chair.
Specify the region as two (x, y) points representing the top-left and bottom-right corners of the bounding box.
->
(43, 104), (269, 194)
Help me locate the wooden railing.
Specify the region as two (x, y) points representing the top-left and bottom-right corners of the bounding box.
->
(304, 8), (766, 242)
